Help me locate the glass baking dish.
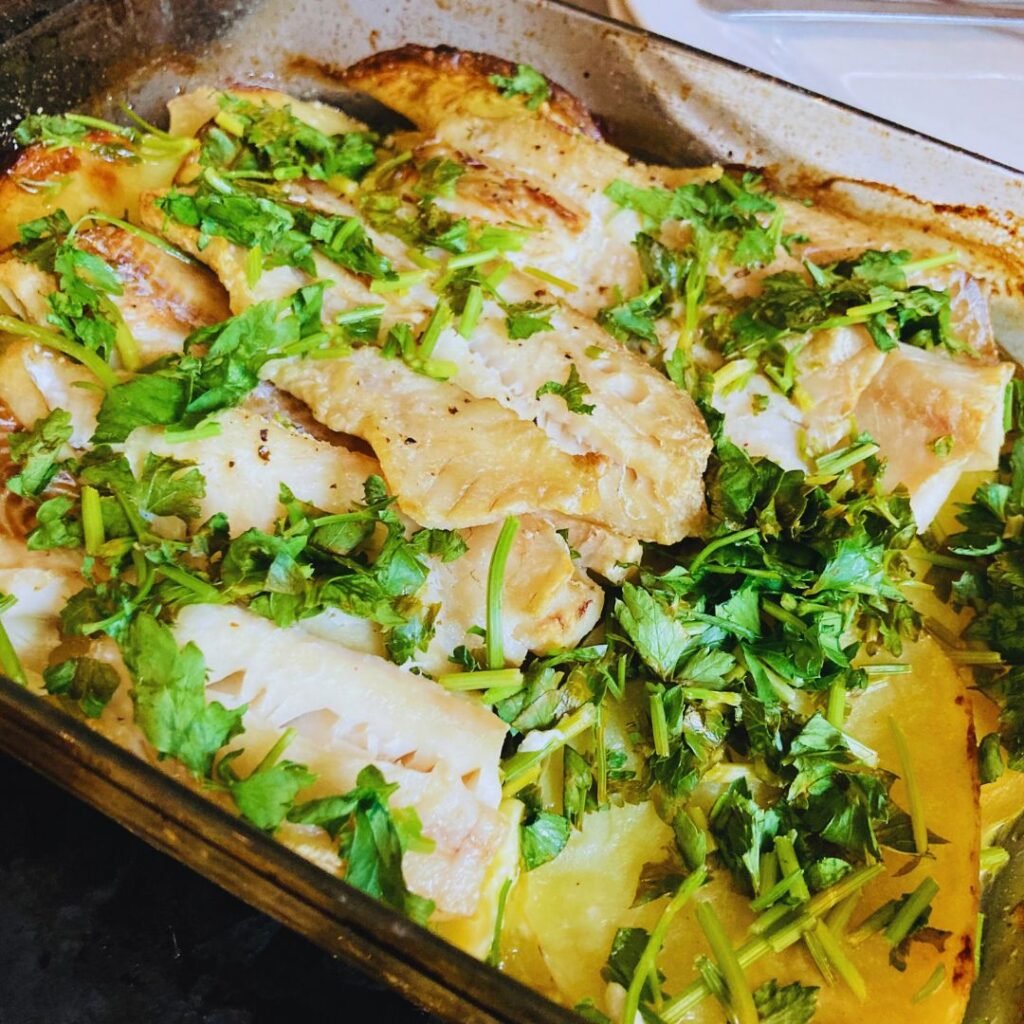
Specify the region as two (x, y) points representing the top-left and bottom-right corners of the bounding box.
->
(1, 0), (1022, 1019)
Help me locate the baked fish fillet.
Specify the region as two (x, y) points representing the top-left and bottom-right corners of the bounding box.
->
(0, 223), (229, 366)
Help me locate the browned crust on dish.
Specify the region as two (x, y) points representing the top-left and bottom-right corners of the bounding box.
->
(343, 44), (603, 140)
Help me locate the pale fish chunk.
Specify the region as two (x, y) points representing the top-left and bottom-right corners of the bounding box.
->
(544, 515), (641, 585)
(76, 223), (230, 362)
(125, 408), (604, 668)
(139, 188), (434, 324)
(341, 48), (719, 314)
(123, 407), (379, 535)
(265, 347), (601, 529)
(854, 344), (1014, 529)
(430, 292), (712, 543)
(417, 515), (603, 676)
(173, 603), (507, 803)
(0, 539), (82, 681)
(713, 326), (887, 469)
(0, 339), (101, 444)
(213, 705), (509, 921)
(166, 86), (368, 146)
(0, 225), (230, 366)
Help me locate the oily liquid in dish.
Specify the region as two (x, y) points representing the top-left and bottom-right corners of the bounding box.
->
(0, 45), (1020, 1024)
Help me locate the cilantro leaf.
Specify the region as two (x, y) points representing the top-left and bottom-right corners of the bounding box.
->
(213, 94), (378, 183)
(94, 285), (327, 442)
(753, 979), (818, 1024)
(503, 300), (554, 340)
(615, 583), (692, 679)
(216, 743), (317, 832)
(288, 764), (435, 924)
(7, 408), (72, 498)
(708, 777), (780, 895)
(520, 809), (571, 870)
(26, 495), (82, 551)
(489, 64), (551, 110)
(120, 612), (245, 775)
(535, 363), (595, 415)
(597, 286), (662, 345)
(43, 656), (120, 718)
(134, 453), (206, 520)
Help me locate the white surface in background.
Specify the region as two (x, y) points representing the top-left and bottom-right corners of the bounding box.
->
(612, 0), (1024, 170)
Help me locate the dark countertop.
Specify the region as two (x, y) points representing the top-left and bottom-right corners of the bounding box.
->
(0, 752), (435, 1024)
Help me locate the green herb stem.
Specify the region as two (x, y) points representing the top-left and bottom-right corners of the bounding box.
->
(826, 679), (847, 728)
(487, 878), (514, 967)
(650, 691), (670, 757)
(980, 846), (1009, 873)
(901, 251), (959, 275)
(888, 717), (928, 855)
(164, 421), (223, 444)
(689, 527), (759, 575)
(0, 316), (119, 390)
(458, 284), (484, 338)
(370, 270), (431, 294)
(81, 485), (104, 555)
(695, 901), (759, 1024)
(522, 265), (577, 292)
(501, 703), (597, 798)
(912, 963), (946, 1004)
(815, 442), (880, 477)
(447, 248), (500, 270)
(622, 868), (707, 1024)
(774, 834), (810, 902)
(156, 564), (223, 605)
(486, 516), (520, 670)
(885, 877), (939, 947)
(0, 601), (27, 686)
(813, 920), (867, 1000)
(439, 669), (524, 692)
(680, 687), (742, 706)
(254, 726), (296, 773)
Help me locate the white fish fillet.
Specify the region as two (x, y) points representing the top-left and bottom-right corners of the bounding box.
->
(127, 407), (605, 668)
(0, 539), (82, 680)
(0, 225), (230, 367)
(418, 515), (603, 675)
(218, 707), (509, 919)
(174, 603), (507, 799)
(174, 603), (510, 915)
(124, 407), (378, 534)
(0, 340), (101, 444)
(266, 347), (601, 529)
(713, 326), (886, 469)
(854, 344), (1014, 528)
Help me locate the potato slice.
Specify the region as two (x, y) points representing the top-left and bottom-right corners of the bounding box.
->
(509, 636), (979, 1022)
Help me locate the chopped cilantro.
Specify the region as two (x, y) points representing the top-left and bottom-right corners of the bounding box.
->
(489, 64), (551, 110)
(7, 408), (72, 499)
(211, 94), (378, 183)
(43, 656), (120, 718)
(120, 612), (245, 776)
(288, 764), (435, 924)
(535, 363), (595, 415)
(503, 300), (554, 340)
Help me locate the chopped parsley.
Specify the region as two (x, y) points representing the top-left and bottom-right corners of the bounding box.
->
(535, 363), (595, 415)
(157, 171), (393, 281)
(489, 63), (551, 110)
(209, 93), (378, 183)
(288, 764), (435, 924)
(6, 408), (72, 499)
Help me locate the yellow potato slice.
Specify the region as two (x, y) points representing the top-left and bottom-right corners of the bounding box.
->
(509, 636), (979, 1023)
